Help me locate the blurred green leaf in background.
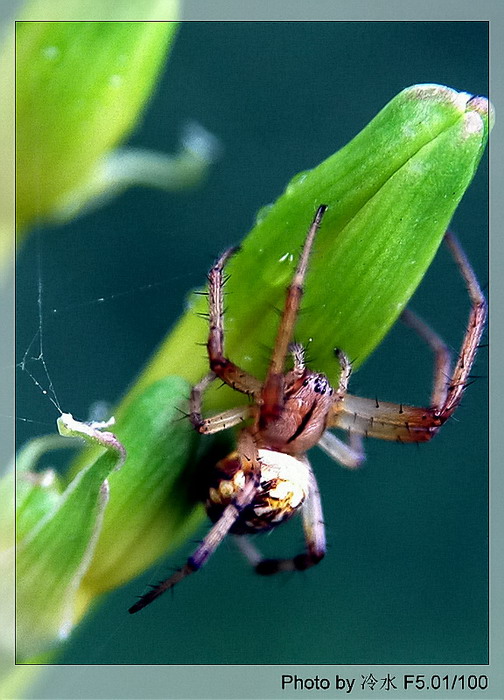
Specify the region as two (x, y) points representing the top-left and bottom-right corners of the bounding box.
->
(1, 5), (220, 276)
(15, 20), (179, 232)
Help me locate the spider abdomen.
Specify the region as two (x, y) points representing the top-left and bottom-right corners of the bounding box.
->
(206, 448), (310, 535)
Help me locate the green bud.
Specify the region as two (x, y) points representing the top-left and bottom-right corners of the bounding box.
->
(132, 84), (492, 414)
(10, 14), (179, 238)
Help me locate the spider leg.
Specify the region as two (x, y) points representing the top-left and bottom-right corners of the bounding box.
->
(235, 462), (326, 574)
(289, 342), (306, 376)
(206, 249), (262, 397)
(129, 431), (260, 614)
(327, 231), (487, 443)
(261, 204), (328, 426)
(233, 534), (263, 567)
(192, 406), (254, 435)
(317, 429), (365, 469)
(334, 348), (352, 398)
(400, 308), (451, 407)
(321, 350), (353, 446)
(439, 230), (487, 418)
(189, 372), (254, 433)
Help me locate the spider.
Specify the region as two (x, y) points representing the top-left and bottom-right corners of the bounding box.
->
(129, 204), (486, 614)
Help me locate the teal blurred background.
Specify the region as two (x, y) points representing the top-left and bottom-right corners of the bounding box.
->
(16, 22), (488, 664)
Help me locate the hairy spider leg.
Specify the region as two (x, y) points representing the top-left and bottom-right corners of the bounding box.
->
(189, 371), (254, 434)
(260, 204), (328, 427)
(289, 342), (306, 376)
(327, 230), (487, 443)
(334, 348), (352, 398)
(401, 308), (452, 408)
(128, 431), (260, 614)
(234, 462), (326, 574)
(206, 248), (262, 397)
(315, 347), (365, 469)
(441, 230), (487, 417)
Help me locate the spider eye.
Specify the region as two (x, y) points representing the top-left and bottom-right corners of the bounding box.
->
(313, 374), (329, 395)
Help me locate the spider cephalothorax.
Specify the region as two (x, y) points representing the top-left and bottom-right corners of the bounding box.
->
(129, 204), (486, 613)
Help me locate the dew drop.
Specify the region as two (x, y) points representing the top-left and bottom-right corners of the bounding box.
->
(254, 203), (273, 225)
(285, 169), (310, 196)
(42, 45), (60, 61)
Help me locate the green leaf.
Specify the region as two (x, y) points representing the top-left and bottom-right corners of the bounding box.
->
(14, 375), (199, 660)
(15, 415), (125, 660)
(14, 434), (81, 541)
(15, 18), (178, 232)
(81, 376), (201, 592)
(16, 469), (62, 542)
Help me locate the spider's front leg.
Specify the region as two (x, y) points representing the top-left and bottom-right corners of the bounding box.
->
(327, 230), (487, 443)
(234, 463), (326, 575)
(129, 431), (261, 614)
(206, 249), (262, 397)
(260, 204), (328, 427)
